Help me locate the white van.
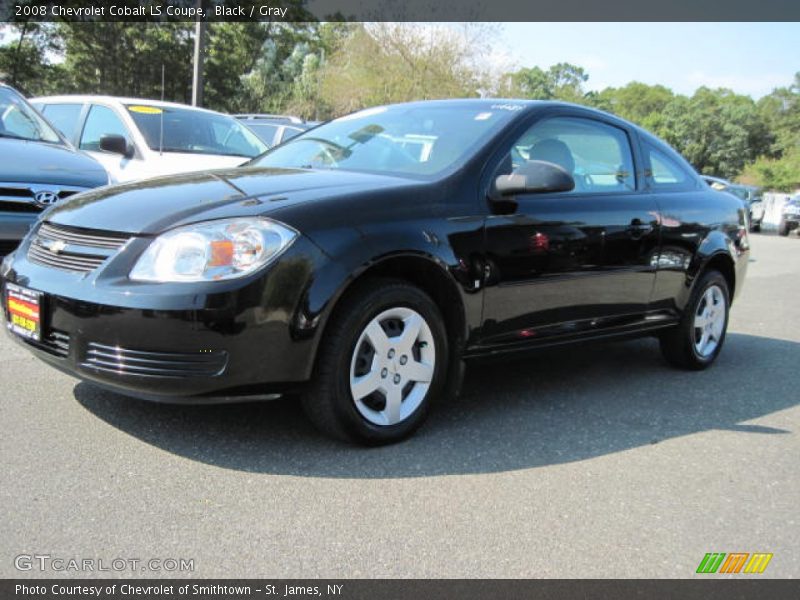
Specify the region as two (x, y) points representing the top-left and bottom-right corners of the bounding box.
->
(31, 95), (268, 183)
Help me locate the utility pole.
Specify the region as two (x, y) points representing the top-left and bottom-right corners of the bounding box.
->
(191, 0), (206, 107)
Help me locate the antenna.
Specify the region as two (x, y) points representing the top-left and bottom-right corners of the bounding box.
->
(159, 64), (165, 156)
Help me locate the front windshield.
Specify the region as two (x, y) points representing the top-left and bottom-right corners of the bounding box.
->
(250, 104), (518, 177)
(126, 104), (268, 158)
(0, 87), (62, 144)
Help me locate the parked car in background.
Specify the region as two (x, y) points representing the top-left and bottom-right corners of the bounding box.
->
(778, 195), (800, 236)
(235, 114), (318, 148)
(31, 96), (269, 183)
(0, 84), (108, 257)
(1, 99), (749, 445)
(702, 175), (764, 231)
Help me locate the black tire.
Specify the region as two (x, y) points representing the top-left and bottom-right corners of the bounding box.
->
(750, 221), (760, 233)
(302, 278), (450, 445)
(778, 220), (789, 236)
(660, 270), (730, 370)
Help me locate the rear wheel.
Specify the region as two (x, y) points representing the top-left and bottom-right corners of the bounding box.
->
(778, 219), (789, 236)
(660, 270), (730, 370)
(302, 279), (449, 445)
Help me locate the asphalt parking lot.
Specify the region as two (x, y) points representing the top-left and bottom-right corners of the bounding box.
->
(1, 233), (798, 579)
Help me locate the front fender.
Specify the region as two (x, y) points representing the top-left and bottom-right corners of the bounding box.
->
(289, 218), (486, 378)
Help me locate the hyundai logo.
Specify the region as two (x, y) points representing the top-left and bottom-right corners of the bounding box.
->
(34, 191), (60, 207)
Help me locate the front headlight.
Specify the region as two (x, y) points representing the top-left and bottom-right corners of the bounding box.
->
(130, 218), (297, 282)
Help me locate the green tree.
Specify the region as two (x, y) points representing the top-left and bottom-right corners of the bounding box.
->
(234, 21), (344, 118)
(505, 63), (589, 103)
(55, 22), (195, 101)
(591, 82), (674, 123)
(742, 148), (800, 191)
(200, 0), (316, 113)
(0, 22), (62, 95)
(655, 87), (771, 178)
(318, 23), (491, 116)
(756, 72), (800, 156)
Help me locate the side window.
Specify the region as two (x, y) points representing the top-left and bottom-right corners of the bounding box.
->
(500, 116), (636, 194)
(646, 145), (692, 189)
(280, 126), (304, 143)
(41, 103), (83, 141)
(252, 123), (280, 145)
(80, 105), (130, 152)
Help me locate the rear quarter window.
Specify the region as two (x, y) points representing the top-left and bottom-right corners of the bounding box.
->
(645, 144), (695, 191)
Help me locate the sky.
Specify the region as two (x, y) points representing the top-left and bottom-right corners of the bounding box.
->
(498, 22), (799, 99)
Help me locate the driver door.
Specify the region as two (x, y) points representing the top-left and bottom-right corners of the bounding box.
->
(479, 114), (659, 347)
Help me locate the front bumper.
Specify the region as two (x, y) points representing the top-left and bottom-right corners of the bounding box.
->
(1, 234), (327, 403)
(783, 216), (800, 227)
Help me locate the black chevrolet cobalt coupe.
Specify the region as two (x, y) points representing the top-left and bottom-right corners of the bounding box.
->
(1, 100), (748, 444)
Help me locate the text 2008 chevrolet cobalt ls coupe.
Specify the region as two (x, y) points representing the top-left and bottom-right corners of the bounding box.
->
(1, 100), (748, 444)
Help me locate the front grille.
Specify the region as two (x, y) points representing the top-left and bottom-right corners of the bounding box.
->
(0, 201), (41, 213)
(27, 222), (131, 273)
(0, 186), (31, 198)
(21, 330), (70, 359)
(0, 182), (88, 212)
(81, 343), (228, 378)
(37, 222), (131, 249)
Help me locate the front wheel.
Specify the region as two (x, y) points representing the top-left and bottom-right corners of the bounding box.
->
(302, 279), (449, 445)
(660, 270), (730, 370)
(778, 219), (790, 236)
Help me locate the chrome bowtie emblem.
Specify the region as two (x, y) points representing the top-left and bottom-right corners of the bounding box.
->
(42, 239), (67, 254)
(34, 191), (59, 206)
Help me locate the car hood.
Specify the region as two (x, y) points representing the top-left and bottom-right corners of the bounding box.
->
(44, 167), (420, 235)
(0, 138), (108, 188)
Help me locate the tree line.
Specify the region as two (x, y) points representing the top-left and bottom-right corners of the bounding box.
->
(1, 20), (798, 191)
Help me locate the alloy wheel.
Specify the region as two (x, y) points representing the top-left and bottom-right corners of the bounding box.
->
(693, 285), (726, 358)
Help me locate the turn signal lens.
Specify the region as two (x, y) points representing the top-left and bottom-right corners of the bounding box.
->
(209, 240), (235, 267)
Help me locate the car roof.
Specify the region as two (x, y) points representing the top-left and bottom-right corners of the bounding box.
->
(235, 114), (306, 124)
(30, 94), (227, 116)
(354, 98), (656, 132)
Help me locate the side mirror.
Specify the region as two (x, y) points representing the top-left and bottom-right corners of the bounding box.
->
(493, 160), (575, 197)
(99, 134), (133, 158)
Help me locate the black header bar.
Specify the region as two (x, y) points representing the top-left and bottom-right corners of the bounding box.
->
(2, 0), (800, 22)
(4, 579), (800, 600)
